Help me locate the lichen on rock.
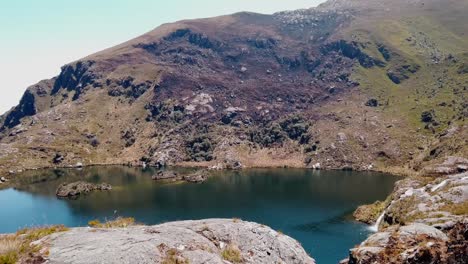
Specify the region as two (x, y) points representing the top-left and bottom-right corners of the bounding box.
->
(40, 219), (315, 264)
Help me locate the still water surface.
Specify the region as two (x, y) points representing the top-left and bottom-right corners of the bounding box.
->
(0, 167), (399, 263)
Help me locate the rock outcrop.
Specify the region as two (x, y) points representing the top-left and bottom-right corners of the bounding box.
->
(348, 171), (468, 264)
(182, 170), (209, 183)
(56, 181), (112, 198)
(151, 170), (209, 183)
(355, 172), (468, 230)
(423, 156), (468, 176)
(151, 170), (179, 181)
(345, 221), (467, 264)
(40, 219), (315, 264)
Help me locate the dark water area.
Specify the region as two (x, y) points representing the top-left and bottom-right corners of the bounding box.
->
(0, 166), (400, 263)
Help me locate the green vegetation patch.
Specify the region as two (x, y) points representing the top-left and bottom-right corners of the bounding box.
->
(145, 100), (186, 124)
(353, 200), (387, 224)
(186, 135), (214, 162)
(249, 115), (311, 147)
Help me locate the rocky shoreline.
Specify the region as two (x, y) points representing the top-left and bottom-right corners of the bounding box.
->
(1, 159), (467, 263)
(343, 171), (468, 264)
(0, 159), (412, 191)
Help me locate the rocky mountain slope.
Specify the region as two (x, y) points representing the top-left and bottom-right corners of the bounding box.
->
(0, 0), (467, 175)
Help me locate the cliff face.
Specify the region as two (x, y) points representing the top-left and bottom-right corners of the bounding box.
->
(0, 0), (467, 174)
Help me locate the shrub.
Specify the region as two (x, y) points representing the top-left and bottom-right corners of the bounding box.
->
(304, 144), (318, 153)
(249, 122), (286, 147)
(280, 115), (310, 141)
(145, 100), (185, 123)
(186, 135), (214, 161)
(421, 111), (434, 123)
(89, 137), (100, 147)
(249, 115), (311, 147)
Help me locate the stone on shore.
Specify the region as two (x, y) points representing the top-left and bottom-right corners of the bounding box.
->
(183, 170), (209, 183)
(151, 170), (179, 181)
(152, 170), (209, 183)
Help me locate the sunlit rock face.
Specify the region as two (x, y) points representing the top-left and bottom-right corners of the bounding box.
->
(42, 219), (315, 264)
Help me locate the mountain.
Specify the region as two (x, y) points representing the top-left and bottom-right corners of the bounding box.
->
(0, 0), (467, 175)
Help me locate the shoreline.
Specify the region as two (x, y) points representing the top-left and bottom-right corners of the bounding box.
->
(1, 159), (412, 177)
(1, 165), (466, 263)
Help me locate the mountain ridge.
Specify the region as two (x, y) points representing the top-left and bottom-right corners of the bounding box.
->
(0, 0), (466, 176)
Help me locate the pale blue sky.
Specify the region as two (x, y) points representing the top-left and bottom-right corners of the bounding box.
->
(0, 0), (325, 114)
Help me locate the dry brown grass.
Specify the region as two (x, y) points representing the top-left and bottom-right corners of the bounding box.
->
(221, 244), (243, 263)
(0, 235), (21, 263)
(0, 225), (69, 264)
(0, 235), (21, 255)
(88, 217), (135, 228)
(17, 225), (69, 241)
(162, 248), (189, 264)
(441, 201), (468, 216)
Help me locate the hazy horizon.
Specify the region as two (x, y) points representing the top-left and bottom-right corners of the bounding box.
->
(0, 0), (326, 115)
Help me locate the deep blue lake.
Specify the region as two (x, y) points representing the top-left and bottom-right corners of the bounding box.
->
(0, 167), (399, 263)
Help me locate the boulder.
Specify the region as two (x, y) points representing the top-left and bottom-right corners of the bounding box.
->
(225, 158), (243, 170)
(43, 219), (315, 264)
(337, 132), (347, 143)
(52, 153), (64, 164)
(151, 170), (179, 181)
(183, 170), (208, 183)
(56, 181), (112, 198)
(423, 156), (468, 175)
(346, 222), (467, 264)
(365, 99), (379, 107)
(312, 163), (321, 170)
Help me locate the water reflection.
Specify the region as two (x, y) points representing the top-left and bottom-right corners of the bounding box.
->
(1, 166), (400, 263)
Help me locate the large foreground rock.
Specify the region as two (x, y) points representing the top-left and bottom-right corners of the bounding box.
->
(42, 219), (315, 264)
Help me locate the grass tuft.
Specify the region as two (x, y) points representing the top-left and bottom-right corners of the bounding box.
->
(162, 248), (189, 264)
(17, 225), (69, 241)
(88, 217), (135, 228)
(441, 201), (468, 216)
(0, 225), (69, 264)
(221, 244), (243, 263)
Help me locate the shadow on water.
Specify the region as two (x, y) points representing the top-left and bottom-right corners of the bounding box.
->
(1, 166), (401, 264)
(293, 209), (356, 233)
